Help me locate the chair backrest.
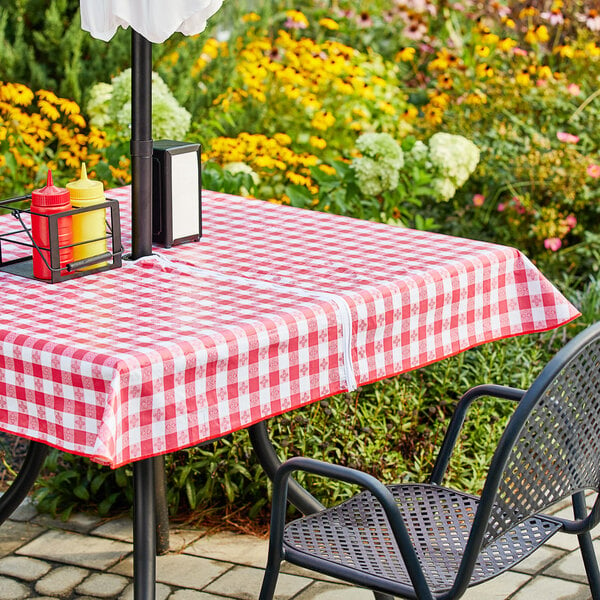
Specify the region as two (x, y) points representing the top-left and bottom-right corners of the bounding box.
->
(482, 322), (600, 545)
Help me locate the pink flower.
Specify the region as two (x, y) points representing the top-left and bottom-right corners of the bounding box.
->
(587, 164), (600, 178)
(513, 47), (528, 57)
(497, 202), (506, 212)
(565, 214), (577, 229)
(472, 193), (485, 207)
(544, 237), (562, 252)
(536, 79), (547, 87)
(557, 131), (580, 144)
(356, 12), (373, 28)
(284, 18), (307, 29)
(541, 10), (564, 25)
(567, 83), (581, 96)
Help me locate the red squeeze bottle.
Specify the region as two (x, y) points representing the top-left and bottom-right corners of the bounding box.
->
(30, 171), (73, 280)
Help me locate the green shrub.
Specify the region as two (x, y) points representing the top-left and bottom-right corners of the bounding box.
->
(0, 0), (131, 104)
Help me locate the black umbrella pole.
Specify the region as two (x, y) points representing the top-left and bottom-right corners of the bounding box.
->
(131, 30), (153, 259)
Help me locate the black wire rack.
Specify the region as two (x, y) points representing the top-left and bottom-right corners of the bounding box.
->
(0, 194), (123, 283)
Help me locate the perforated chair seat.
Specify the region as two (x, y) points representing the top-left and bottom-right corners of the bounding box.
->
(283, 483), (562, 597)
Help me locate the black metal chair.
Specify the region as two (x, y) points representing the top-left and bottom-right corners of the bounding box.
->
(259, 322), (600, 600)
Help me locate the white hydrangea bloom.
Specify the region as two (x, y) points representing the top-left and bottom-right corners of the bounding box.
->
(87, 68), (191, 140)
(433, 177), (456, 201)
(352, 133), (404, 196)
(428, 132), (480, 189)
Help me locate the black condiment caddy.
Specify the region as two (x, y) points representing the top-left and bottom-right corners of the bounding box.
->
(0, 194), (123, 283)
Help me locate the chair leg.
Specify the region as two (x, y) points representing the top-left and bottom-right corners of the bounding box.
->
(574, 492), (600, 600)
(259, 560), (282, 600)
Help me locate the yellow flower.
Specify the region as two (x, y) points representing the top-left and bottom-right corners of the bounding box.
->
(583, 42), (599, 57)
(242, 12), (261, 22)
(396, 47), (416, 62)
(524, 28), (538, 45)
(482, 33), (499, 45)
(319, 18), (339, 30)
(310, 110), (335, 131)
(286, 171), (311, 187)
(38, 100), (60, 121)
(519, 7), (538, 18)
(274, 133), (292, 146)
(475, 45), (491, 58)
(437, 73), (453, 89)
(309, 135), (327, 149)
(503, 18), (516, 29)
(498, 37), (517, 52)
(58, 99), (80, 115)
(319, 164), (336, 176)
(69, 113), (86, 128)
(401, 106), (418, 120)
(536, 25), (550, 43)
(515, 70), (531, 86)
(554, 45), (575, 58)
(538, 65), (553, 79)
(476, 63), (494, 78)
(424, 105), (443, 125)
(429, 92), (449, 108)
(285, 10), (309, 28)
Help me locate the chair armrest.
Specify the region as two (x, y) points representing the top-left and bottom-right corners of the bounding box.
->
(271, 456), (435, 600)
(429, 384), (526, 485)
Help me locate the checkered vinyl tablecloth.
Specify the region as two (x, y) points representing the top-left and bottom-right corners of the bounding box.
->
(0, 187), (580, 467)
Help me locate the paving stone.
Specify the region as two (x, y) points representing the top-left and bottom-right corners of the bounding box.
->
(0, 574), (30, 599)
(8, 498), (38, 522)
(16, 529), (131, 569)
(184, 532), (269, 568)
(90, 518), (133, 543)
(511, 544), (564, 575)
(91, 520), (202, 552)
(544, 543), (598, 584)
(32, 512), (102, 535)
(293, 581), (373, 600)
(167, 590), (224, 600)
(547, 531), (582, 552)
(75, 572), (129, 598)
(119, 582), (171, 600)
(0, 555), (51, 581)
(510, 574), (591, 600)
(0, 520), (44, 558)
(167, 529), (205, 552)
(460, 570), (531, 600)
(110, 553), (231, 590)
(204, 564), (311, 600)
(35, 566), (89, 597)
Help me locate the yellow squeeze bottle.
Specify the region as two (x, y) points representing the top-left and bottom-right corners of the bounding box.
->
(67, 164), (107, 268)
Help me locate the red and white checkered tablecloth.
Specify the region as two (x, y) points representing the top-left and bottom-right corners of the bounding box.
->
(0, 187), (580, 468)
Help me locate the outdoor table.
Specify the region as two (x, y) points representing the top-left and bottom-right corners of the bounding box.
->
(0, 187), (580, 598)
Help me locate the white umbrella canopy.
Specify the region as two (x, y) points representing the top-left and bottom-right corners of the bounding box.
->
(80, 0), (224, 43)
(79, 0), (224, 258)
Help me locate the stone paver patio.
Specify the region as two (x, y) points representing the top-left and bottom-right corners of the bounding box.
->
(0, 496), (597, 599)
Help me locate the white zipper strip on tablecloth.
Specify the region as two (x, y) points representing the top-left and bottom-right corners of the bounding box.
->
(147, 252), (358, 392)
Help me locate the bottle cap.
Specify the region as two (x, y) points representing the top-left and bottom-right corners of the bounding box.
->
(31, 171), (71, 207)
(66, 163), (104, 202)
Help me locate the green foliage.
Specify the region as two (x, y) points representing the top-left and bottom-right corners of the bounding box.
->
(202, 162), (258, 197)
(0, 0), (131, 104)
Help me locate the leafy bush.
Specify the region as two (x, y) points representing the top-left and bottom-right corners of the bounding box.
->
(0, 0), (131, 105)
